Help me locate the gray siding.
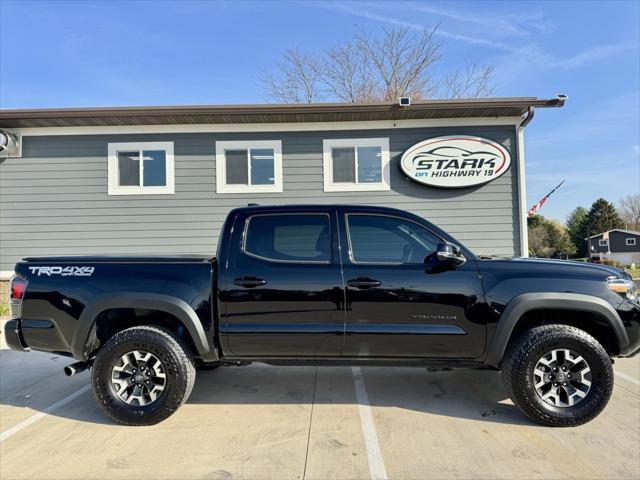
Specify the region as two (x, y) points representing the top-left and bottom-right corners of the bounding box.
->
(0, 126), (521, 271)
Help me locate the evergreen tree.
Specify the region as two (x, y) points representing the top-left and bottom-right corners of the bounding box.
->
(582, 198), (624, 237)
(566, 206), (588, 257)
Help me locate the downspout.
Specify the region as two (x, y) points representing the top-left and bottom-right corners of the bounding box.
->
(516, 107), (535, 257)
(520, 106), (535, 128)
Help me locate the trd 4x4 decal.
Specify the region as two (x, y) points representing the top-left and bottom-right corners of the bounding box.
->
(28, 266), (95, 277)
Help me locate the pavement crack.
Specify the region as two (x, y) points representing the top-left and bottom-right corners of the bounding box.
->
(302, 366), (319, 480)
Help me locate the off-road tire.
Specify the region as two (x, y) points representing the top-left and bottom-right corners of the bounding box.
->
(91, 325), (196, 426)
(502, 324), (613, 427)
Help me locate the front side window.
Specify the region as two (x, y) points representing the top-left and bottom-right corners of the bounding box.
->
(599, 239), (609, 247)
(323, 138), (390, 192)
(244, 214), (331, 263)
(627, 238), (637, 246)
(108, 142), (174, 195)
(347, 214), (440, 264)
(216, 141), (282, 193)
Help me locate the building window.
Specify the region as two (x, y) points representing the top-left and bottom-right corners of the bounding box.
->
(599, 239), (608, 247)
(323, 138), (390, 192)
(243, 214), (331, 263)
(216, 140), (282, 193)
(108, 142), (174, 195)
(627, 238), (637, 246)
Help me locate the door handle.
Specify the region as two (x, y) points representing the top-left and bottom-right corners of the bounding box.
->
(347, 277), (381, 289)
(233, 276), (267, 288)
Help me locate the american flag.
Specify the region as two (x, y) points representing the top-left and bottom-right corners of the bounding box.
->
(528, 180), (565, 217)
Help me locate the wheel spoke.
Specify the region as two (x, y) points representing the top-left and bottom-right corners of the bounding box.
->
(534, 348), (592, 408)
(111, 349), (167, 407)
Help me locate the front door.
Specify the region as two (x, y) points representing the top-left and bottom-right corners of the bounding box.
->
(339, 211), (486, 358)
(221, 209), (345, 357)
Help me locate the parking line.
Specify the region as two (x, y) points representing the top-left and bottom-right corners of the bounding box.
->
(0, 385), (91, 442)
(615, 370), (640, 387)
(352, 366), (388, 480)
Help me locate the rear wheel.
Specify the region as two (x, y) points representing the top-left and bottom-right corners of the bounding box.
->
(502, 324), (613, 427)
(91, 325), (196, 426)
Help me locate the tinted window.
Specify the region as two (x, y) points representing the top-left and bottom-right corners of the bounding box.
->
(245, 214), (331, 262)
(332, 147), (356, 183)
(226, 149), (248, 185)
(117, 151), (140, 186)
(347, 215), (439, 264)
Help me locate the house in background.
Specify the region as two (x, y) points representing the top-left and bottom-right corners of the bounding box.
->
(587, 229), (640, 265)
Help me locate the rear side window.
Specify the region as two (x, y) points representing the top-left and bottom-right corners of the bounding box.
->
(347, 214), (440, 264)
(244, 214), (331, 263)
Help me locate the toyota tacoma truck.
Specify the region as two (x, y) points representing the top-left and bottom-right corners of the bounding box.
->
(5, 204), (639, 426)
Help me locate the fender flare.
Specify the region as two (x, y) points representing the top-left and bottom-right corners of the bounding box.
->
(71, 292), (213, 360)
(484, 292), (629, 367)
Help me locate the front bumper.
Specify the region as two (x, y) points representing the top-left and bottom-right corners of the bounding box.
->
(3, 318), (29, 352)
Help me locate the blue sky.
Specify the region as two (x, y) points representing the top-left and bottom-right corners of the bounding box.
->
(1, 0), (638, 221)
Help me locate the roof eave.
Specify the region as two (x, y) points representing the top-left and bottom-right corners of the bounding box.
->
(0, 97), (566, 129)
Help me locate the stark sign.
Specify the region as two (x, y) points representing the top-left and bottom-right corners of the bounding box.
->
(400, 135), (511, 188)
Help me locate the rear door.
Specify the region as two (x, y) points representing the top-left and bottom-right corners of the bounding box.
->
(220, 209), (345, 357)
(339, 209), (486, 358)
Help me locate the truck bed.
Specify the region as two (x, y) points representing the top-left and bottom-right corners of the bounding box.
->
(22, 255), (213, 263)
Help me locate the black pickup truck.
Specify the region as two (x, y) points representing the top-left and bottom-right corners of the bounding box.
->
(5, 204), (639, 426)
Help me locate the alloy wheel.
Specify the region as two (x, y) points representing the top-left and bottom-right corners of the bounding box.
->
(533, 348), (592, 407)
(111, 350), (167, 406)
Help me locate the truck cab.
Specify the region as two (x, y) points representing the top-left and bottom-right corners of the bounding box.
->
(218, 204), (485, 359)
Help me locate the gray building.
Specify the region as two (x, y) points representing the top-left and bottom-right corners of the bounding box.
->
(587, 229), (640, 265)
(0, 97), (565, 277)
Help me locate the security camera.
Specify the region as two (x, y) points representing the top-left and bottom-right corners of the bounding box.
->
(398, 97), (411, 107)
(0, 129), (21, 158)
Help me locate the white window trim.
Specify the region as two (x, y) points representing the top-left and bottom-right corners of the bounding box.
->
(323, 138), (390, 192)
(626, 238), (637, 246)
(215, 140), (283, 194)
(599, 239), (608, 247)
(107, 141), (175, 195)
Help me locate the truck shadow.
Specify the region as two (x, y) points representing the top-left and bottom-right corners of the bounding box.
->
(186, 364), (535, 427)
(0, 352), (535, 427)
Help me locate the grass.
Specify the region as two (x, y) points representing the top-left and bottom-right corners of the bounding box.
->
(0, 301), (9, 319)
(625, 267), (640, 279)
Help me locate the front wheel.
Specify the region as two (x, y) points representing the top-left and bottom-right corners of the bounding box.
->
(91, 325), (196, 426)
(502, 324), (613, 427)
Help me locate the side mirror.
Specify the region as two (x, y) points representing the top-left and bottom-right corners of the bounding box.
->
(435, 242), (466, 268)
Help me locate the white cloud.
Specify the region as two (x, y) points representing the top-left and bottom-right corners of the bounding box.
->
(551, 42), (638, 70)
(320, 2), (636, 72)
(393, 2), (554, 37)
(320, 2), (537, 55)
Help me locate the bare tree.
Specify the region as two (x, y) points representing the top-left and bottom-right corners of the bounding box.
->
(262, 26), (494, 103)
(262, 48), (323, 103)
(443, 60), (495, 99)
(618, 193), (640, 230)
(323, 41), (378, 102)
(354, 26), (442, 101)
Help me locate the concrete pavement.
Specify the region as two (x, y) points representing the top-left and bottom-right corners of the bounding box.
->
(0, 330), (639, 480)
